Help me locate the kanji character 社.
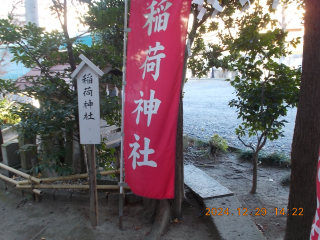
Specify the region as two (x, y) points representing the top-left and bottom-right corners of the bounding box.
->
(128, 134), (157, 170)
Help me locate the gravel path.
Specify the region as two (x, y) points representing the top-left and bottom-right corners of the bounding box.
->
(183, 79), (297, 156)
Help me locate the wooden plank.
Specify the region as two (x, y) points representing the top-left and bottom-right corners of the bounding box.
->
(87, 145), (98, 226)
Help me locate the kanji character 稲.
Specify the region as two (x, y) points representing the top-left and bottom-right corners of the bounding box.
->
(82, 74), (87, 84)
(140, 42), (166, 81)
(143, 0), (172, 36)
(81, 73), (93, 84)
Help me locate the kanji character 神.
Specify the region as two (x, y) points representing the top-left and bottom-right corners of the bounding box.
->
(132, 89), (161, 126)
(83, 99), (93, 109)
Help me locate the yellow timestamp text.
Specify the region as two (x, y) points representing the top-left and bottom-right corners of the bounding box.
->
(205, 207), (304, 216)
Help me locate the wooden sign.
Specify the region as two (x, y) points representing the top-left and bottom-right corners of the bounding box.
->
(71, 54), (104, 144)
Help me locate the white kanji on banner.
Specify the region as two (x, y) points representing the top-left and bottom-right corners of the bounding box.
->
(140, 42), (166, 81)
(310, 197), (320, 239)
(129, 134), (157, 170)
(143, 0), (172, 36)
(310, 149), (320, 240)
(125, 0), (191, 199)
(132, 89), (161, 126)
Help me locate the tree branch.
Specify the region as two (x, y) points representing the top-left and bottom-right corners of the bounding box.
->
(258, 135), (267, 152)
(238, 135), (255, 152)
(15, 41), (71, 99)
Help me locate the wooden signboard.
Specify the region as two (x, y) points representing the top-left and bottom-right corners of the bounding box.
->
(71, 54), (104, 144)
(71, 54), (104, 227)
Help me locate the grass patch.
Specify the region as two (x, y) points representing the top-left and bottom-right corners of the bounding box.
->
(190, 135), (229, 156)
(195, 139), (210, 148)
(236, 149), (291, 167)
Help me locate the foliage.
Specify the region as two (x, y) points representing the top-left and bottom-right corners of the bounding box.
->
(210, 134), (228, 153)
(0, 97), (20, 126)
(0, 0), (122, 175)
(224, 3), (300, 193)
(81, 0), (125, 69)
(236, 149), (253, 160)
(96, 141), (116, 171)
(0, 1), (24, 77)
(259, 152), (291, 167)
(185, 0), (301, 193)
(36, 147), (72, 177)
(228, 4), (301, 144)
(187, 0), (244, 77)
(195, 139), (210, 148)
(236, 149), (291, 167)
(187, 0), (303, 78)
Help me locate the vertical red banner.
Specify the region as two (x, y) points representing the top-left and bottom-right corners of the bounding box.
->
(310, 147), (320, 239)
(124, 0), (191, 199)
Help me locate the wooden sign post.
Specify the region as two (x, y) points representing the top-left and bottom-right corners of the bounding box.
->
(71, 54), (104, 227)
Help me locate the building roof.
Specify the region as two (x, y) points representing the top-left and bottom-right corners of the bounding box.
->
(15, 64), (72, 90)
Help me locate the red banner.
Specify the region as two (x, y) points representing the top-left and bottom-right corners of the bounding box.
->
(124, 0), (191, 199)
(310, 147), (320, 239)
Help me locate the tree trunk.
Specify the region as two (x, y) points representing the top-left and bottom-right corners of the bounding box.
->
(284, 1), (320, 239)
(250, 151), (258, 194)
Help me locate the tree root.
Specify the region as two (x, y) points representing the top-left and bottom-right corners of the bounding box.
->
(146, 199), (171, 240)
(142, 198), (158, 223)
(182, 195), (197, 207)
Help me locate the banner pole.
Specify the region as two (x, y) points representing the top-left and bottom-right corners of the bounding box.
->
(119, 0), (129, 230)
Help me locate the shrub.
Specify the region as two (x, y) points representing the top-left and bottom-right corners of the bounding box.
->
(210, 134), (228, 154)
(0, 98), (20, 126)
(236, 149), (291, 167)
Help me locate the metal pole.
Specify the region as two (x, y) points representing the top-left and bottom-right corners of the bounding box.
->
(119, 0), (129, 230)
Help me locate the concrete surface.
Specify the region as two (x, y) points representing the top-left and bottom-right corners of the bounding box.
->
(204, 196), (266, 240)
(184, 164), (233, 198)
(184, 164), (266, 240)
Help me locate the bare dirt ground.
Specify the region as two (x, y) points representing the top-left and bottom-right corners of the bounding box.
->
(0, 142), (290, 240)
(184, 140), (291, 240)
(0, 181), (212, 240)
